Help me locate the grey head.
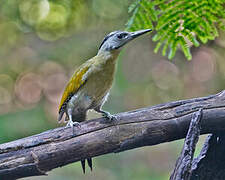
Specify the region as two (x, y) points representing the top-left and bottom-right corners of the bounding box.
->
(98, 29), (152, 52)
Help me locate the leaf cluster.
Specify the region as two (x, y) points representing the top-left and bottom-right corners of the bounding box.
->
(126, 0), (225, 60)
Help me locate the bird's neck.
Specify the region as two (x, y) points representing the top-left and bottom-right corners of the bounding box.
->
(96, 49), (120, 64)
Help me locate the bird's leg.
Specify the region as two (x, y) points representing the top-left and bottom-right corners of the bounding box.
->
(66, 109), (81, 135)
(95, 106), (117, 121)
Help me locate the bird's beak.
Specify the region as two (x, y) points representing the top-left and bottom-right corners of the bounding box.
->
(130, 29), (152, 40)
(113, 29), (152, 50)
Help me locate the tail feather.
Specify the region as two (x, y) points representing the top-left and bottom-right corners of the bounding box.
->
(58, 111), (64, 122)
(87, 158), (92, 171)
(80, 158), (93, 173)
(81, 160), (86, 174)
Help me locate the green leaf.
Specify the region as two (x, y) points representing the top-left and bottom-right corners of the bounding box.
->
(179, 37), (192, 60)
(152, 34), (160, 42)
(168, 40), (177, 60)
(154, 42), (162, 53)
(126, 0), (225, 60)
(162, 40), (169, 56)
(128, 0), (140, 13)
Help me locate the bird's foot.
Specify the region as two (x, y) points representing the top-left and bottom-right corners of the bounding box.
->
(66, 120), (81, 128)
(66, 120), (81, 135)
(101, 111), (117, 121)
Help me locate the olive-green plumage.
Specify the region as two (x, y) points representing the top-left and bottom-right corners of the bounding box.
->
(58, 29), (152, 173)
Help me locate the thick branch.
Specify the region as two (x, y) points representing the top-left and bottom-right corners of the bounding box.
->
(1, 91), (225, 179)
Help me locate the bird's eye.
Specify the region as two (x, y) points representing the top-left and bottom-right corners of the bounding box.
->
(117, 33), (127, 39)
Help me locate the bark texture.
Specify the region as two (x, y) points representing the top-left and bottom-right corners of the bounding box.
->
(190, 133), (225, 180)
(170, 108), (202, 180)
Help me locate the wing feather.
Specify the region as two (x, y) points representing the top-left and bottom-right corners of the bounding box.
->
(58, 63), (92, 114)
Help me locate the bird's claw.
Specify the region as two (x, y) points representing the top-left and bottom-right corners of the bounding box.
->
(102, 112), (117, 121)
(66, 120), (81, 135)
(66, 120), (81, 128)
(73, 122), (81, 128)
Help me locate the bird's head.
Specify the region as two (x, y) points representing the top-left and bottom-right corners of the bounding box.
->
(98, 29), (152, 54)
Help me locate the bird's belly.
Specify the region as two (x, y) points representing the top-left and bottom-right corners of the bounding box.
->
(67, 91), (92, 112)
(67, 78), (112, 112)
(85, 74), (113, 105)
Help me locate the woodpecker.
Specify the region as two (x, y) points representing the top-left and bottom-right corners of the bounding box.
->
(58, 29), (152, 173)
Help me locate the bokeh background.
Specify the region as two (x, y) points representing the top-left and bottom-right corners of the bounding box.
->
(0, 0), (225, 179)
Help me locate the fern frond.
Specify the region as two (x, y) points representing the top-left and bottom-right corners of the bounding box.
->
(126, 0), (156, 31)
(126, 0), (225, 60)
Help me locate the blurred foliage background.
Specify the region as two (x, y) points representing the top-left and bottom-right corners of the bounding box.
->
(0, 0), (225, 179)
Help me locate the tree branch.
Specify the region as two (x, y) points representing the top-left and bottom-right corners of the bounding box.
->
(191, 133), (225, 180)
(1, 90), (225, 179)
(170, 108), (202, 180)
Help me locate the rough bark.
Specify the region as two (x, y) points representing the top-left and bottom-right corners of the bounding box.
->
(170, 108), (202, 180)
(190, 133), (225, 180)
(1, 90), (225, 179)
